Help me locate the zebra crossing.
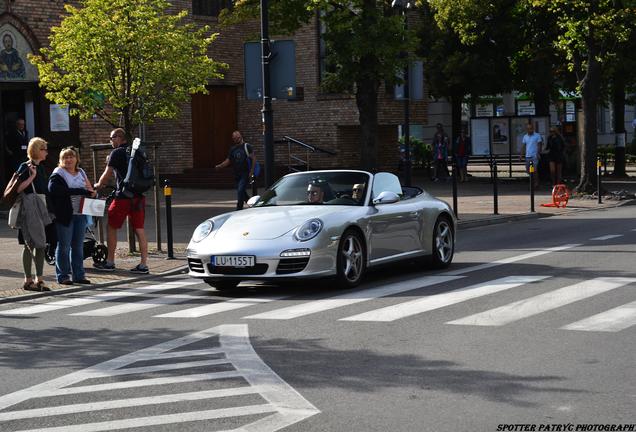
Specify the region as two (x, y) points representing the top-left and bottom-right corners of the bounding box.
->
(3, 274), (635, 333)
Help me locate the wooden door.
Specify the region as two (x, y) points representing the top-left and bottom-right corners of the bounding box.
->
(191, 86), (237, 169)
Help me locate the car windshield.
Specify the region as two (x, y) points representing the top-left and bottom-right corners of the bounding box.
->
(253, 171), (371, 207)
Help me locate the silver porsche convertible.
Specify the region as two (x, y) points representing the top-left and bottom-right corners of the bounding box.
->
(186, 170), (456, 290)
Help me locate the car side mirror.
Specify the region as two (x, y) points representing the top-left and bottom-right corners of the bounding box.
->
(246, 195), (260, 208)
(372, 191), (400, 205)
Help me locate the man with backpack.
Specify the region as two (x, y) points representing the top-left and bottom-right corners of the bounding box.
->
(93, 128), (149, 274)
(214, 130), (257, 210)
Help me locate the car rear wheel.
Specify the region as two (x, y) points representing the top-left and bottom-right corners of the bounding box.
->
(204, 279), (239, 292)
(430, 216), (454, 268)
(336, 229), (365, 288)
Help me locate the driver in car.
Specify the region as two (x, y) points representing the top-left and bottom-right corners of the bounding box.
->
(306, 181), (326, 204)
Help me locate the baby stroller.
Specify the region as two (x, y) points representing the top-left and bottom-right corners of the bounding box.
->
(45, 221), (108, 266)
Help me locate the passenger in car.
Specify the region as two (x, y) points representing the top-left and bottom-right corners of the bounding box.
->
(352, 183), (365, 203)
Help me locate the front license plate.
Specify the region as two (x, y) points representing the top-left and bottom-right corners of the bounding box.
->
(213, 255), (255, 267)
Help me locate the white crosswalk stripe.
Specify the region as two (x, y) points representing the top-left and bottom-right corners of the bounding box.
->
(2, 281), (199, 315)
(590, 234), (623, 241)
(447, 277), (636, 327)
(561, 300), (636, 332)
(244, 275), (463, 320)
(156, 295), (289, 318)
(340, 276), (549, 322)
(70, 288), (216, 316)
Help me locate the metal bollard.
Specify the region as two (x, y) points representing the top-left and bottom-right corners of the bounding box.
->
(164, 179), (174, 260)
(491, 158), (499, 215)
(597, 157), (602, 204)
(529, 161), (535, 213)
(451, 156), (458, 217)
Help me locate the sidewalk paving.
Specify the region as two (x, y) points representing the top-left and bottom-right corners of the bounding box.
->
(1, 174), (634, 302)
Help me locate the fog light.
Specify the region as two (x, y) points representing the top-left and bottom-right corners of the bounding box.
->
(280, 248), (311, 257)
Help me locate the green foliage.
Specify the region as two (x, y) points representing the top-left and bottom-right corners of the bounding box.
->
(399, 135), (431, 166)
(29, 0), (227, 132)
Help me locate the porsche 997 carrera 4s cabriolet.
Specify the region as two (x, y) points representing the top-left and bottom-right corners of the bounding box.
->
(186, 170), (456, 290)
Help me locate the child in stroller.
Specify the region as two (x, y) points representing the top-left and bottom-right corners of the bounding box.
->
(46, 218), (108, 266)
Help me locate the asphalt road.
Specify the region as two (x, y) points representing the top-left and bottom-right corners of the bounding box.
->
(0, 206), (634, 432)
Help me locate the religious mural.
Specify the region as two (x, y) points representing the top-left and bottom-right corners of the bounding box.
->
(0, 24), (37, 81)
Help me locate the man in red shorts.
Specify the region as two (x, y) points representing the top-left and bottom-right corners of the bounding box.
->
(93, 128), (149, 273)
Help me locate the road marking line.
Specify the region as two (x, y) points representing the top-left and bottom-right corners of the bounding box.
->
(41, 371), (243, 397)
(2, 281), (200, 315)
(69, 288), (216, 316)
(590, 234), (623, 241)
(14, 404), (277, 432)
(561, 300), (636, 332)
(340, 276), (548, 322)
(442, 244), (581, 276)
(155, 295), (289, 318)
(447, 277), (636, 327)
(244, 276), (463, 320)
(0, 325), (320, 432)
(0, 386), (261, 421)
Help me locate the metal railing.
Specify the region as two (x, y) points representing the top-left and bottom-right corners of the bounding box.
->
(276, 136), (337, 173)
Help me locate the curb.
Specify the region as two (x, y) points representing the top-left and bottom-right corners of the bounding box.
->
(0, 263), (189, 305)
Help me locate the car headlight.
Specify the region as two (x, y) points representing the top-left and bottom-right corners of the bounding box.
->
(294, 218), (323, 242)
(192, 220), (213, 243)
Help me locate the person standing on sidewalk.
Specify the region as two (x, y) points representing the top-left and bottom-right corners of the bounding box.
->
(214, 130), (256, 210)
(93, 128), (149, 274)
(520, 122), (543, 188)
(48, 147), (95, 285)
(546, 127), (565, 186)
(453, 127), (471, 183)
(431, 123), (449, 182)
(15, 137), (52, 291)
(5, 118), (28, 172)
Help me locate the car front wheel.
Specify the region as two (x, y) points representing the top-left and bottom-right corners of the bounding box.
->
(336, 229), (366, 288)
(430, 216), (454, 268)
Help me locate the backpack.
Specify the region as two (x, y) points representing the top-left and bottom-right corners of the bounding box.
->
(121, 138), (155, 198)
(244, 143), (261, 177)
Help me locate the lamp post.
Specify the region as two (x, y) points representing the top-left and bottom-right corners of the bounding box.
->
(392, 0), (413, 187)
(260, 0), (275, 188)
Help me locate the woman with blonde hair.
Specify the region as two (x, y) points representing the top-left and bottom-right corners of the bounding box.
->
(14, 137), (52, 291)
(48, 147), (96, 285)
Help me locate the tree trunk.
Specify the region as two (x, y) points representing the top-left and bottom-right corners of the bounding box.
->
(450, 91), (464, 145)
(356, 71), (380, 171)
(612, 74), (626, 177)
(576, 50), (600, 194)
(533, 85), (551, 117)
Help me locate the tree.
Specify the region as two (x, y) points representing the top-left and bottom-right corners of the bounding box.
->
(531, 0), (636, 192)
(419, 1), (516, 142)
(29, 0), (227, 138)
(223, 0), (416, 170)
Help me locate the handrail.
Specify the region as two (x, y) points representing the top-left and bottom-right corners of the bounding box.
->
(278, 136), (337, 156)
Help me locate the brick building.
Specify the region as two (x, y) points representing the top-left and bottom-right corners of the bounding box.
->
(0, 0), (428, 187)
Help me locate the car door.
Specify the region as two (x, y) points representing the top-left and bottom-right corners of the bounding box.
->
(366, 173), (420, 263)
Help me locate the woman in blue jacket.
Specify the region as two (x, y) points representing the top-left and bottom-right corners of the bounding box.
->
(48, 147), (96, 285)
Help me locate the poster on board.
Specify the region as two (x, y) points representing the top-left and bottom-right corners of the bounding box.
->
(511, 117), (549, 155)
(470, 118), (490, 155)
(490, 118), (509, 155)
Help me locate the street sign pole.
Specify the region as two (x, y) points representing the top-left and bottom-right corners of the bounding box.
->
(260, 0), (275, 188)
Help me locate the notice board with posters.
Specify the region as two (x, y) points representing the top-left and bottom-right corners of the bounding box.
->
(470, 118), (491, 155)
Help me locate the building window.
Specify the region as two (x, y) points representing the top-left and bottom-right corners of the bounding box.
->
(193, 0), (232, 17)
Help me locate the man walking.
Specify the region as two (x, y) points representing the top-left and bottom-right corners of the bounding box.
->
(5, 118), (28, 171)
(93, 128), (149, 273)
(520, 122), (543, 188)
(215, 130), (256, 210)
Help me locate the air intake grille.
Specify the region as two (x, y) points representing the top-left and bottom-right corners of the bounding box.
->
(188, 258), (205, 273)
(276, 257), (310, 274)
